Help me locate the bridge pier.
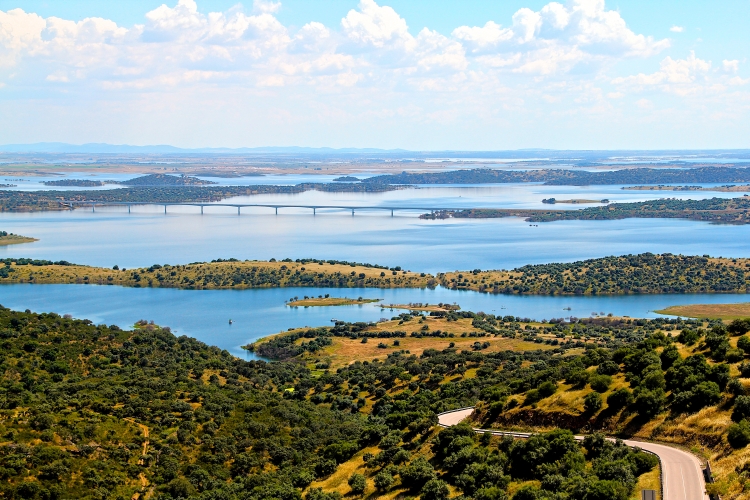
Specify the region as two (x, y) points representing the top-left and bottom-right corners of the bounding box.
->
(275, 207), (278, 215)
(201, 206), (203, 215)
(92, 203), (95, 213)
(391, 209), (394, 217)
(313, 208), (316, 215)
(164, 205), (167, 214)
(352, 209), (355, 216)
(237, 207), (240, 215)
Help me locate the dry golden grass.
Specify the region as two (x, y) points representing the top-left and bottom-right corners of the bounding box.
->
(656, 303), (750, 320)
(288, 297), (380, 307)
(0, 234), (37, 246)
(318, 335), (548, 369)
(631, 467), (661, 500)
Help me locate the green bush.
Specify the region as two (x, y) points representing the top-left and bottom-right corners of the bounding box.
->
(584, 392), (603, 413)
(589, 375), (612, 393)
(348, 473), (366, 495)
(728, 420), (750, 448)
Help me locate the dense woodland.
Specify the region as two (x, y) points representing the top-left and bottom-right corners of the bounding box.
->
(422, 197), (750, 225)
(0, 183), (402, 212)
(364, 166), (750, 186)
(6, 306), (733, 499)
(441, 253), (750, 295)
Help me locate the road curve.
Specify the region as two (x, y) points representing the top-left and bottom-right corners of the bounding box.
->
(437, 408), (708, 500)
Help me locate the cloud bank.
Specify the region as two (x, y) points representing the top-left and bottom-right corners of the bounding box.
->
(0, 0), (747, 148)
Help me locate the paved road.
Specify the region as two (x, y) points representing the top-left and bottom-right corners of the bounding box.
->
(437, 408), (708, 500)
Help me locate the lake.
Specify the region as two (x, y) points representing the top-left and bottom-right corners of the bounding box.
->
(0, 283), (746, 357)
(2, 184), (750, 272)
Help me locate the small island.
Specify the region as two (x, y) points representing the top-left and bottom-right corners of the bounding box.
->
(333, 176), (361, 182)
(0, 231), (37, 245)
(287, 295), (380, 307)
(542, 198), (609, 204)
(43, 179), (109, 187)
(380, 302), (460, 312)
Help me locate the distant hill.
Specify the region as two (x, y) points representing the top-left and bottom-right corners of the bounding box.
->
(119, 174), (216, 186)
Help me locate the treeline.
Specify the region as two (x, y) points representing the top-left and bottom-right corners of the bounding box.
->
(364, 166), (750, 186)
(0, 306), (695, 499)
(441, 253), (750, 295)
(422, 196), (750, 225)
(0, 258), (431, 290)
(4, 253), (750, 295)
(0, 183), (402, 212)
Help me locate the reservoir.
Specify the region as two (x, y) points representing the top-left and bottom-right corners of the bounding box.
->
(0, 283), (745, 356)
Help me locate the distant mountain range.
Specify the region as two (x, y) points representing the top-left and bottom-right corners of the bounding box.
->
(0, 143), (408, 155)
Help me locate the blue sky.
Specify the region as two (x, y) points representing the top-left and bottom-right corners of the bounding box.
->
(0, 0), (748, 149)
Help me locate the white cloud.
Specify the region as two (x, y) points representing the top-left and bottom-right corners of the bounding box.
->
(722, 59), (739, 74)
(670, 26), (684, 33)
(253, 0), (281, 14)
(451, 0), (669, 76)
(341, 0), (410, 49)
(0, 0), (747, 149)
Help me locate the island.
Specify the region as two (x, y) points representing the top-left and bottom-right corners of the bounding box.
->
(541, 198), (609, 204)
(287, 296), (380, 307)
(624, 184), (750, 192)
(0, 231), (37, 245)
(43, 179), (109, 187)
(421, 196), (750, 225)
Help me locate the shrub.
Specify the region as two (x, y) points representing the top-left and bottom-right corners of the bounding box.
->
(537, 381), (557, 398)
(583, 392), (603, 413)
(738, 335), (750, 354)
(584, 480), (629, 500)
(421, 479), (449, 500)
(728, 378), (746, 396)
(373, 470), (394, 491)
(400, 457), (436, 488)
(728, 420), (750, 448)
(734, 395), (750, 421)
(348, 473), (366, 495)
(607, 388), (633, 409)
(634, 388), (665, 418)
(596, 361), (620, 376)
(589, 375), (612, 393)
(677, 329), (700, 345)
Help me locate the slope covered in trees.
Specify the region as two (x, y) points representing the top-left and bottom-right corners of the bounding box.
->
(364, 166), (750, 186)
(0, 306), (698, 500)
(422, 196), (750, 224)
(441, 253), (750, 295)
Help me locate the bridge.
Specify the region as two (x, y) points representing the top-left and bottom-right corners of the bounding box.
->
(60, 201), (464, 216)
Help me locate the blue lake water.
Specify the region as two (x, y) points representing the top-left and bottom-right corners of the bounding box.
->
(0, 284), (746, 357)
(2, 183), (749, 354)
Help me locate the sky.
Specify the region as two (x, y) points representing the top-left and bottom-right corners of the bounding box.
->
(0, 0), (749, 150)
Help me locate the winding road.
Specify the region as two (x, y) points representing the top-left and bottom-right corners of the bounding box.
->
(437, 408), (709, 500)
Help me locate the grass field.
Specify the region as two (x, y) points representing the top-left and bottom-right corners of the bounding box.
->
(288, 297), (381, 307)
(0, 234), (37, 245)
(655, 303), (750, 320)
